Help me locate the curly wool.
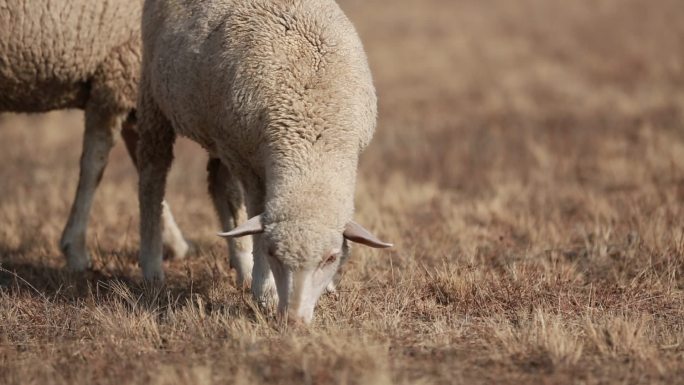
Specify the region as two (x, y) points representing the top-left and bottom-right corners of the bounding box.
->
(0, 0), (142, 114)
(0, 0), (189, 270)
(142, 0), (376, 228)
(138, 0), (379, 299)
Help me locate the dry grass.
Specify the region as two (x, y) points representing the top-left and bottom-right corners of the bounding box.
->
(1, 0), (684, 383)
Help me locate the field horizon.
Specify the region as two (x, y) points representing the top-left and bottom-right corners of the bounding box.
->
(1, 0), (683, 384)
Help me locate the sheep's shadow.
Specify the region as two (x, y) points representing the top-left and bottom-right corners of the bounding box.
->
(0, 257), (138, 301)
(0, 243), (264, 323)
(0, 237), (200, 298)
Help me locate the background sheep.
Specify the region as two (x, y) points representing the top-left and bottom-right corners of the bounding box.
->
(0, 0), (189, 270)
(138, 0), (391, 323)
(4, 0), (684, 382)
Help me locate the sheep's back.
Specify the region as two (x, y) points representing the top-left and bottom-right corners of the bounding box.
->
(143, 0), (376, 167)
(0, 0), (143, 112)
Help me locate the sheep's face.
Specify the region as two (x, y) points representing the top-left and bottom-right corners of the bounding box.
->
(218, 215), (391, 325)
(264, 223), (348, 324)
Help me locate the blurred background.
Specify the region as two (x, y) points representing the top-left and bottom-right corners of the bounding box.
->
(2, 0), (684, 281)
(1, 1), (683, 383)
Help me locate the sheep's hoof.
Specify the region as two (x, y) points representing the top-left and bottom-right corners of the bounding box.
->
(234, 273), (253, 291)
(231, 250), (254, 286)
(60, 239), (92, 272)
(252, 282), (278, 308)
(66, 256), (92, 272)
(141, 262), (165, 282)
(163, 238), (192, 260)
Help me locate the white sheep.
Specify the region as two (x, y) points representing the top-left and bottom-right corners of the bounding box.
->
(0, 0), (189, 270)
(138, 0), (391, 323)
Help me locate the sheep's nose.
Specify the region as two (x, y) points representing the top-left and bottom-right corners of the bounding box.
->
(287, 315), (306, 326)
(283, 309), (313, 326)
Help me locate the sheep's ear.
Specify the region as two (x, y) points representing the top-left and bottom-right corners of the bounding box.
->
(344, 221), (393, 248)
(218, 215), (264, 237)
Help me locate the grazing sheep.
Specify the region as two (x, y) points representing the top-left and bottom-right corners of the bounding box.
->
(138, 0), (391, 323)
(0, 0), (189, 270)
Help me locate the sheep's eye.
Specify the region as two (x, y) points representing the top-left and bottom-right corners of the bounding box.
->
(324, 254), (337, 266)
(268, 245), (277, 258)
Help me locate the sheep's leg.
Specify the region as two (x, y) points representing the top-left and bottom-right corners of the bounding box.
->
(60, 105), (119, 271)
(239, 179), (277, 305)
(207, 158), (254, 287)
(121, 122), (189, 259)
(160, 201), (189, 259)
(137, 98), (175, 281)
(251, 233), (278, 306)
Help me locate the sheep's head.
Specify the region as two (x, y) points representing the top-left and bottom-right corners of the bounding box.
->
(219, 215), (391, 324)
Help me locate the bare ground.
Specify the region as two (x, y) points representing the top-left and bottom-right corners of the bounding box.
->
(1, 0), (683, 384)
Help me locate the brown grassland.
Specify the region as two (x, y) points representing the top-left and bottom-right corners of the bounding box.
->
(1, 0), (684, 383)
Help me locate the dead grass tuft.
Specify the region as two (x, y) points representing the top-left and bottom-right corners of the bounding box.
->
(2, 0), (684, 383)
